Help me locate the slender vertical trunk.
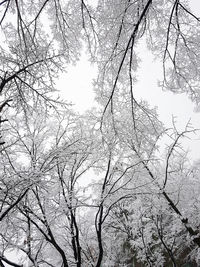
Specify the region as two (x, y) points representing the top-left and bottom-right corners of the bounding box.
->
(95, 158), (111, 267)
(72, 213), (82, 267)
(95, 206), (104, 267)
(27, 213), (31, 258)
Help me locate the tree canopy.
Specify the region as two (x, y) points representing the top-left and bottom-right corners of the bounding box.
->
(0, 0), (200, 266)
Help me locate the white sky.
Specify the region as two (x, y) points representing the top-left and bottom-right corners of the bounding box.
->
(57, 52), (97, 112)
